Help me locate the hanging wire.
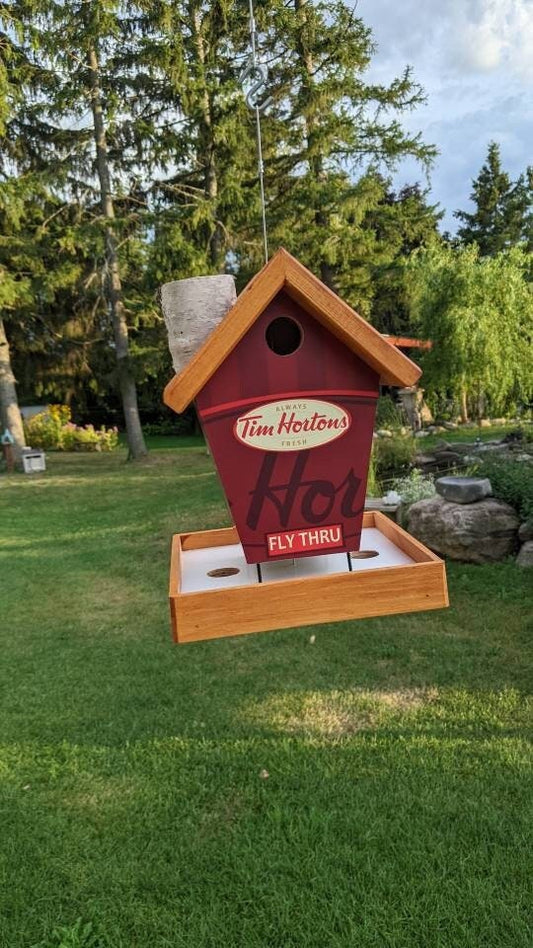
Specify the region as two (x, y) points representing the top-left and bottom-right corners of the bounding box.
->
(240, 0), (271, 263)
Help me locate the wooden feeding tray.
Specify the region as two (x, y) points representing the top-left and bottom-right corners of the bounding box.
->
(169, 512), (448, 643)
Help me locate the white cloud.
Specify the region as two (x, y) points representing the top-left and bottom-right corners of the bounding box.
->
(451, 0), (533, 80)
(357, 0), (533, 230)
(359, 0), (533, 81)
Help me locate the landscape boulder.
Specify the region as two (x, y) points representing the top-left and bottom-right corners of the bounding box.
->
(518, 521), (533, 543)
(516, 542), (533, 568)
(436, 476), (492, 505)
(407, 495), (520, 563)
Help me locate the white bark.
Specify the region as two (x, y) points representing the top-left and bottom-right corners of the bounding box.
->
(160, 275), (237, 376)
(0, 318), (26, 460)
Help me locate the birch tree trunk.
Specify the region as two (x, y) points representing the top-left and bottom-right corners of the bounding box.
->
(87, 45), (147, 459)
(460, 387), (469, 424)
(0, 318), (25, 461)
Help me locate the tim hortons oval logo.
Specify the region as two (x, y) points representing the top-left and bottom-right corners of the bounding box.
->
(234, 399), (351, 452)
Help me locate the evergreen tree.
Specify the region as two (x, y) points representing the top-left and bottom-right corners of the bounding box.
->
(258, 0), (436, 298)
(455, 142), (532, 255)
(364, 181), (443, 333)
(0, 14), (39, 458)
(7, 0), (153, 457)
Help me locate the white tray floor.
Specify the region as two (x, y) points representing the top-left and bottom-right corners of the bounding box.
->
(180, 526), (414, 593)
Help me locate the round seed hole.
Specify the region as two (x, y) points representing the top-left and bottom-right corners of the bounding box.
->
(207, 567), (240, 578)
(350, 550), (379, 559)
(265, 316), (303, 355)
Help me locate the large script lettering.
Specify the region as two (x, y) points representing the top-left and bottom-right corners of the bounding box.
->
(246, 451), (362, 530)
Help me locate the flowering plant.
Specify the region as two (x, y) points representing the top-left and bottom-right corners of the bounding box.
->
(390, 470), (436, 506)
(24, 406), (119, 452)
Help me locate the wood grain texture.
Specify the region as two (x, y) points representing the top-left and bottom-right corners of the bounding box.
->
(168, 516), (448, 644)
(161, 274), (237, 376)
(180, 526), (240, 551)
(163, 248), (421, 413)
(372, 511), (444, 564)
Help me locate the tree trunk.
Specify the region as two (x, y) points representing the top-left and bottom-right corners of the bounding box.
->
(87, 45), (147, 459)
(191, 6), (224, 270)
(0, 318), (25, 462)
(460, 387), (469, 424)
(294, 0), (337, 292)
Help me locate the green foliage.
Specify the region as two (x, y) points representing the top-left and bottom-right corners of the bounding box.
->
(375, 394), (406, 431)
(32, 919), (107, 948)
(407, 243), (533, 419)
(391, 469), (436, 506)
(455, 142), (532, 255)
(1, 0), (439, 422)
(261, 0), (438, 306)
(365, 449), (379, 497)
(372, 434), (416, 482)
(472, 456), (533, 521)
(24, 406), (118, 452)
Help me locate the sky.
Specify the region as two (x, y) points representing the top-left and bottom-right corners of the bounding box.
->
(358, 0), (533, 232)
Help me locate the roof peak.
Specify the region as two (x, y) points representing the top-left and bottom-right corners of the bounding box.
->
(164, 249), (421, 413)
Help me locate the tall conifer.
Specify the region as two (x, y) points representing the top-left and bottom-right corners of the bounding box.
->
(455, 142), (532, 255)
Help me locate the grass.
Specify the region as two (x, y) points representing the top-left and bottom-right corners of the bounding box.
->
(0, 448), (532, 948)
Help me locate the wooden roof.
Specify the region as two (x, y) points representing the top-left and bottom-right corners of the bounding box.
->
(164, 248), (421, 413)
(384, 335), (432, 350)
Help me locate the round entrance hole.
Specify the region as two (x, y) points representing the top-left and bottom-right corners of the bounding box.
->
(207, 567), (240, 578)
(350, 550), (379, 559)
(265, 316), (302, 355)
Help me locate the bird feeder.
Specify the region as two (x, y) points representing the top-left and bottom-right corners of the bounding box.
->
(162, 249), (448, 643)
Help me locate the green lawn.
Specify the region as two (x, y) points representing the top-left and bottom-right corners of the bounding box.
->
(0, 449), (531, 948)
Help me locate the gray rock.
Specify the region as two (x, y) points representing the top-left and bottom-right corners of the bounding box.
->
(407, 495), (519, 563)
(519, 521), (533, 542)
(453, 442), (476, 455)
(476, 442), (508, 453)
(434, 451), (463, 465)
(516, 542), (533, 567)
(436, 476), (492, 504)
(415, 430), (429, 438)
(443, 421), (458, 430)
(377, 429), (393, 438)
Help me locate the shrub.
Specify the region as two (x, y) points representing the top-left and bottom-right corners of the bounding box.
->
(365, 450), (380, 497)
(372, 434), (416, 482)
(375, 394), (405, 431)
(142, 417), (194, 437)
(391, 470), (436, 506)
(24, 406), (119, 452)
(472, 456), (533, 521)
(24, 404), (70, 449)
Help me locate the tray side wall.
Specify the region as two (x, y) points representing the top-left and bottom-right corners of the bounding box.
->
(169, 515), (448, 644)
(170, 562), (448, 643)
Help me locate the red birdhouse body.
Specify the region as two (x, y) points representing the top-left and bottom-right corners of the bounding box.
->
(195, 291), (380, 563)
(164, 249), (422, 566)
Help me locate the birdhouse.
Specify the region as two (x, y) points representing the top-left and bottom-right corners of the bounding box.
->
(162, 249), (448, 643)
